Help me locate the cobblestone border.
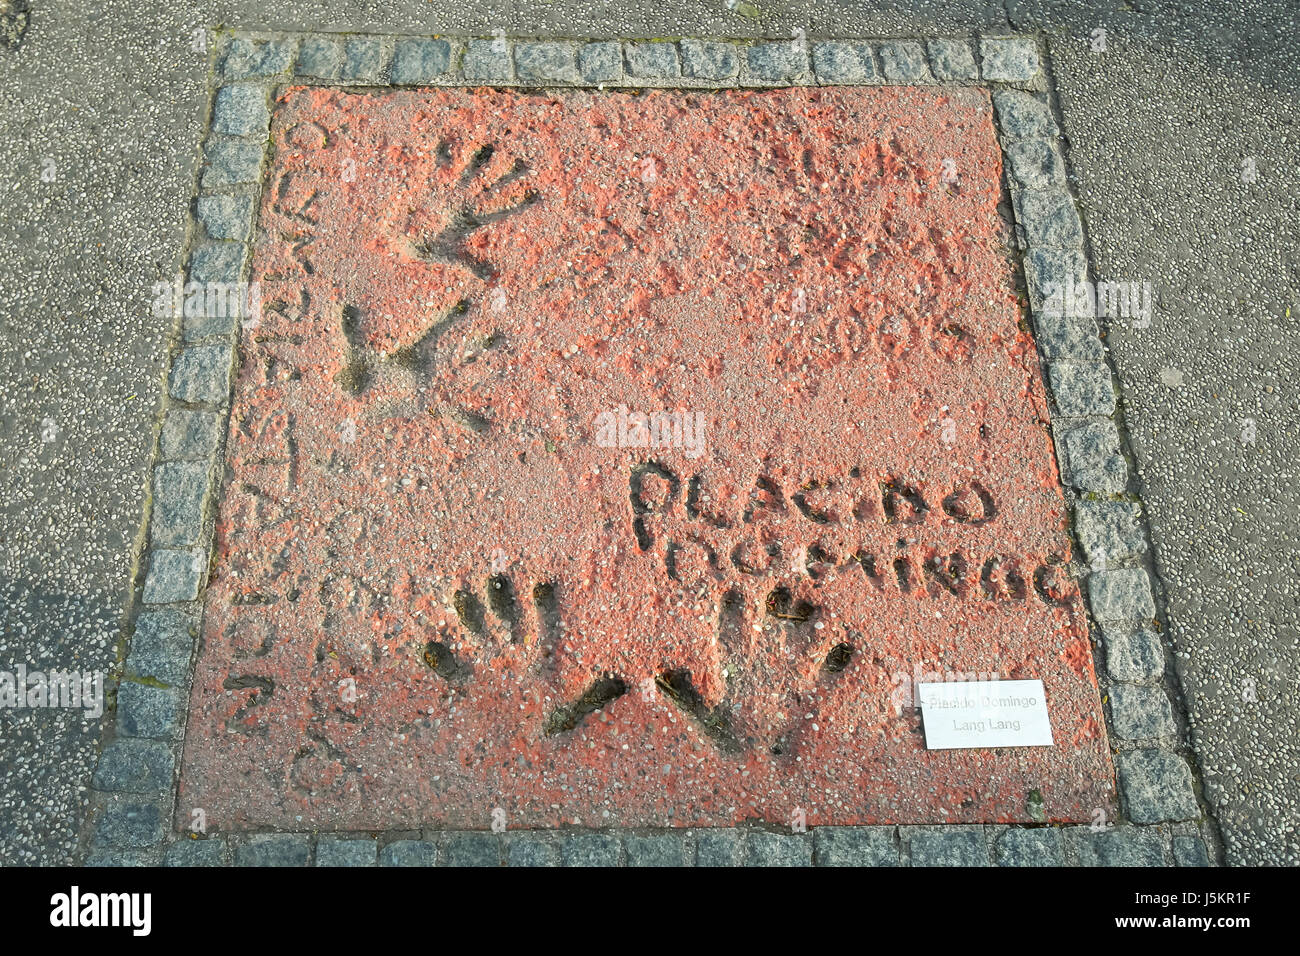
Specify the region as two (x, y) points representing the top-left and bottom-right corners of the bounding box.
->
(82, 30), (1218, 867)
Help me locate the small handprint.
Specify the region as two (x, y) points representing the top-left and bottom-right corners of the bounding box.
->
(423, 572), (559, 682)
(333, 298), (467, 397)
(402, 139), (538, 282)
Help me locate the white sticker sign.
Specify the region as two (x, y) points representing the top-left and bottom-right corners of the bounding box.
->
(917, 679), (1054, 750)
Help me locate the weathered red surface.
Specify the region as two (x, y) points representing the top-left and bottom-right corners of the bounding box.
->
(178, 85), (1115, 830)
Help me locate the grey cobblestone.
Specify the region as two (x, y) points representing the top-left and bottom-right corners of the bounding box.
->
(994, 827), (1064, 866)
(316, 838), (378, 866)
(745, 831), (811, 866)
(341, 36), (384, 81)
(236, 833), (311, 866)
(124, 606), (197, 686)
(927, 38), (977, 80)
(93, 797), (165, 848)
(877, 40), (931, 81)
(201, 138), (263, 188)
(142, 548), (206, 604)
(625, 833), (687, 866)
(577, 41), (622, 84)
(623, 41), (679, 79)
(1104, 626), (1166, 683)
(461, 39), (514, 82)
(1089, 567), (1157, 622)
(1016, 189), (1085, 249)
(813, 826), (899, 866)
(1060, 420), (1129, 493)
(150, 461), (210, 548)
(159, 409), (220, 462)
(1024, 246), (1089, 311)
(515, 41), (579, 84)
(744, 41), (809, 84)
(980, 36), (1040, 83)
(811, 41), (876, 84)
(115, 681), (185, 739)
(188, 241), (245, 285)
(561, 832), (621, 866)
(506, 833), (560, 866)
(221, 38), (295, 79)
(1033, 311), (1105, 362)
(680, 39), (738, 81)
(1118, 749), (1200, 823)
(296, 36), (342, 80)
(163, 837), (226, 866)
(1111, 683), (1177, 739)
(443, 832), (502, 866)
(212, 85), (269, 136)
(1174, 834), (1211, 867)
(91, 738), (174, 794)
(181, 308), (237, 343)
(1067, 826), (1166, 866)
(993, 89), (1057, 140)
(1075, 500), (1146, 566)
(695, 828), (741, 866)
(182, 283), (244, 341)
(1048, 363), (1115, 418)
(378, 840), (437, 866)
(86, 848), (158, 866)
(389, 38), (453, 85)
(168, 345), (231, 406)
(909, 828), (989, 866)
(1005, 138), (1066, 189)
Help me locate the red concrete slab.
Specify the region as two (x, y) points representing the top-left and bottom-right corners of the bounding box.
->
(178, 85), (1115, 830)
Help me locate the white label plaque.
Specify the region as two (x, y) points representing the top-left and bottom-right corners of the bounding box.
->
(917, 679), (1054, 750)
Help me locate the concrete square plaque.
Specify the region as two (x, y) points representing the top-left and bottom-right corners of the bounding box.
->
(178, 85), (1114, 830)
